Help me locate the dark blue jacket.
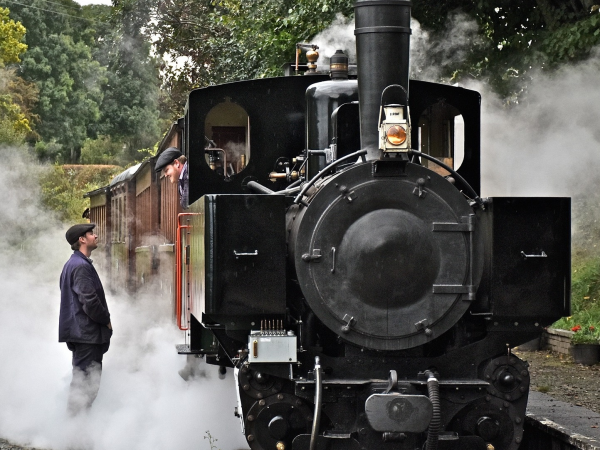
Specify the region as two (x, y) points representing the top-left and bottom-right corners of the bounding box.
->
(59, 251), (112, 344)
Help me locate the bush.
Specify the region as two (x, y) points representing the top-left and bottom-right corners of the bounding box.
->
(0, 115), (27, 146)
(570, 324), (600, 344)
(34, 140), (64, 163)
(39, 164), (122, 223)
(80, 135), (125, 165)
(552, 252), (600, 335)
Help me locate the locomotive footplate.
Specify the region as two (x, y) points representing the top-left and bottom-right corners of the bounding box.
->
(175, 344), (205, 355)
(294, 378), (490, 395)
(291, 434), (487, 450)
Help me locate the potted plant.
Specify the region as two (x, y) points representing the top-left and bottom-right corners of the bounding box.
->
(571, 324), (600, 365)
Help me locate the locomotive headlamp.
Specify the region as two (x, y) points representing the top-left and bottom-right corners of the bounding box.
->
(386, 125), (407, 145)
(379, 104), (411, 153)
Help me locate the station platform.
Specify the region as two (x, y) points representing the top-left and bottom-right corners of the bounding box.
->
(525, 391), (600, 449)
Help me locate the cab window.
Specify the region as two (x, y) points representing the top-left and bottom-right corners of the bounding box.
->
(204, 99), (250, 177)
(417, 100), (464, 176)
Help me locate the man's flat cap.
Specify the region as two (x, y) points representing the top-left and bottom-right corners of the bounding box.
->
(66, 223), (96, 245)
(155, 147), (183, 172)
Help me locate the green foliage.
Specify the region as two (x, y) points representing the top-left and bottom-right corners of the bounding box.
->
(204, 430), (220, 450)
(0, 115), (26, 144)
(24, 33), (105, 160)
(93, 0), (162, 160)
(553, 252), (600, 340)
(4, 0), (107, 159)
(80, 135), (124, 165)
(3, 0), (162, 163)
(39, 164), (122, 223)
(0, 6), (26, 65)
(539, 13), (600, 65)
(34, 140), (63, 163)
(214, 0), (354, 78)
(417, 0), (600, 100)
(570, 323), (600, 344)
(0, 8), (34, 144)
(151, 0), (354, 113)
(149, 0), (600, 106)
(3, 67), (39, 138)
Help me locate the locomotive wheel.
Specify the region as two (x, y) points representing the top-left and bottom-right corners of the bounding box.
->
(238, 365), (283, 399)
(449, 396), (524, 450)
(244, 393), (313, 450)
(482, 355), (530, 402)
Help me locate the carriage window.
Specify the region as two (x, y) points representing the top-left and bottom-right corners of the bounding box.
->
(417, 100), (464, 176)
(204, 99), (250, 177)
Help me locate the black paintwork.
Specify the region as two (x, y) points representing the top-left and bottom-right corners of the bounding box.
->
(185, 76), (328, 204)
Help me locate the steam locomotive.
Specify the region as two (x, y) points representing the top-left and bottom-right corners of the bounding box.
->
(86, 0), (570, 449)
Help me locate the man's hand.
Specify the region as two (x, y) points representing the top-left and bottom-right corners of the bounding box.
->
(107, 322), (112, 330)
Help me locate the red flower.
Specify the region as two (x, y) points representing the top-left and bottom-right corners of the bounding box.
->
(572, 325), (582, 332)
(590, 326), (595, 331)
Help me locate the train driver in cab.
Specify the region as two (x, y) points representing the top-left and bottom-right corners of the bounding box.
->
(155, 147), (188, 209)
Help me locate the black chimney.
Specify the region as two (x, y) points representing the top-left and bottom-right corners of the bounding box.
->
(354, 0), (412, 159)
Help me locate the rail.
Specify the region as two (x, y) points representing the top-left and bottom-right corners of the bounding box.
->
(176, 213), (199, 331)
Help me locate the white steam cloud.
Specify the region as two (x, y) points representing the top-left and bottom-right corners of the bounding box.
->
(311, 14), (356, 63)
(472, 50), (600, 249)
(0, 149), (246, 449)
(472, 49), (600, 198)
(410, 12), (483, 82)
(310, 12), (481, 82)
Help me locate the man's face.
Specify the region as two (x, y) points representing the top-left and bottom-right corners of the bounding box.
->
(163, 160), (182, 184)
(81, 230), (98, 251)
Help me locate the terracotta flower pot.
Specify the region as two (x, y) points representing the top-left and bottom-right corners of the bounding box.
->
(571, 344), (600, 365)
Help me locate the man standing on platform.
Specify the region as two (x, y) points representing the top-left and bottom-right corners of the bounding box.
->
(59, 223), (112, 415)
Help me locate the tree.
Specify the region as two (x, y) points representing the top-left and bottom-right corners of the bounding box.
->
(411, 0), (600, 100)
(39, 163), (122, 223)
(79, 135), (124, 165)
(3, 0), (164, 163)
(0, 7), (36, 145)
(151, 0), (354, 114)
(92, 0), (162, 163)
(2, 0), (106, 160)
(151, 0), (229, 115)
(23, 33), (105, 160)
(0, 6), (26, 64)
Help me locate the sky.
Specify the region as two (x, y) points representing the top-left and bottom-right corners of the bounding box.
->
(74, 0), (112, 5)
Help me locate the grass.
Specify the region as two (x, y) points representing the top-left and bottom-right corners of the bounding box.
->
(552, 249), (600, 333)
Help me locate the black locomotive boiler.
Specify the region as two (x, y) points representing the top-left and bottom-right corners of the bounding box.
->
(172, 1), (571, 449)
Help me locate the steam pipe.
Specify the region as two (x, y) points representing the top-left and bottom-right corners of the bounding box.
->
(309, 356), (323, 450)
(424, 370), (441, 450)
(247, 181), (274, 194)
(293, 149), (367, 206)
(408, 150), (483, 207)
(247, 180), (303, 196)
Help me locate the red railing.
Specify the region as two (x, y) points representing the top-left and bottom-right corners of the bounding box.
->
(175, 213), (199, 330)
